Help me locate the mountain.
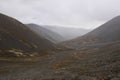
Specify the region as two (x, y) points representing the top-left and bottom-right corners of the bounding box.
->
(64, 16), (120, 47)
(0, 15), (120, 80)
(0, 13), (56, 57)
(43, 25), (91, 40)
(26, 24), (65, 43)
(53, 16), (120, 79)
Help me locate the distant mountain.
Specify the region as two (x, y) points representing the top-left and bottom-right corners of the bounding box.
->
(26, 24), (65, 43)
(43, 25), (91, 40)
(64, 16), (120, 46)
(0, 13), (55, 57)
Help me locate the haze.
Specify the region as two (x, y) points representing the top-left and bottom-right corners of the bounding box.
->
(0, 0), (120, 29)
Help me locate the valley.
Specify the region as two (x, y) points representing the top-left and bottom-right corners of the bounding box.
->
(0, 13), (120, 80)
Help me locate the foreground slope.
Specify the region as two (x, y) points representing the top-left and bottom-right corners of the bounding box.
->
(0, 41), (119, 80)
(26, 24), (65, 43)
(0, 13), (55, 57)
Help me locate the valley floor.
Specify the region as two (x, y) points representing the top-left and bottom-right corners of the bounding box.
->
(0, 41), (120, 80)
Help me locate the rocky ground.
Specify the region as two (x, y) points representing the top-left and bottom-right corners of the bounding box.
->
(0, 41), (120, 80)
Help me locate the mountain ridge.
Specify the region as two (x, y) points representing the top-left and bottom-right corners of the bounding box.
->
(62, 16), (120, 47)
(26, 24), (65, 43)
(0, 13), (56, 57)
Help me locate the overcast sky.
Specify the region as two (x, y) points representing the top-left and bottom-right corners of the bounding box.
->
(0, 0), (120, 29)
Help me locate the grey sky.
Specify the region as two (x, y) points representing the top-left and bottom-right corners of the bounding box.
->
(0, 0), (120, 29)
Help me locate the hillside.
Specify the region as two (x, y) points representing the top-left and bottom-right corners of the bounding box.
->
(0, 13), (56, 57)
(0, 14), (119, 80)
(26, 24), (65, 43)
(63, 16), (120, 47)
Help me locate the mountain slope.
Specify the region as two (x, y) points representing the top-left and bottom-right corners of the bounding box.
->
(26, 24), (65, 43)
(50, 16), (120, 79)
(43, 25), (91, 40)
(0, 15), (120, 80)
(64, 16), (120, 47)
(0, 13), (55, 57)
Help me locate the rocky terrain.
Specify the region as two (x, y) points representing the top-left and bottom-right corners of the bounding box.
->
(0, 13), (120, 80)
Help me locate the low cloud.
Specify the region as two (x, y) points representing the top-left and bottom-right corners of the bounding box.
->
(0, 0), (119, 29)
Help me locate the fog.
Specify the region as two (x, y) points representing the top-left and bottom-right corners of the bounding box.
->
(0, 0), (120, 29)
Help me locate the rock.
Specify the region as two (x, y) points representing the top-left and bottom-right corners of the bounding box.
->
(111, 77), (120, 80)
